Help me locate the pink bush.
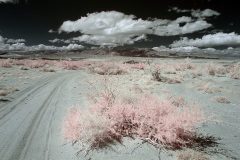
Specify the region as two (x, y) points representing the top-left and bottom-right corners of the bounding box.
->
(0, 59), (12, 68)
(184, 58), (196, 70)
(30, 60), (47, 68)
(59, 61), (78, 70)
(63, 107), (122, 149)
(173, 58), (196, 71)
(131, 62), (146, 70)
(64, 95), (204, 149)
(63, 107), (82, 141)
(230, 62), (240, 79)
(205, 62), (216, 76)
(88, 62), (128, 75)
(11, 59), (25, 66)
(58, 60), (90, 70)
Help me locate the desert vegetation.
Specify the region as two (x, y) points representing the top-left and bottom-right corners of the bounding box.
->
(151, 69), (181, 84)
(0, 58), (239, 79)
(62, 72), (219, 157)
(212, 96), (231, 104)
(0, 87), (19, 96)
(1, 57), (239, 159)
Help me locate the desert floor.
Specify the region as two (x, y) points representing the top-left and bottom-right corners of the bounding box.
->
(0, 56), (240, 160)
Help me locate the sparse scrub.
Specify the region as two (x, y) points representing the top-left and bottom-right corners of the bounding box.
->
(20, 66), (29, 70)
(41, 68), (56, 72)
(28, 59), (48, 68)
(58, 61), (78, 70)
(11, 59), (25, 66)
(212, 96), (231, 104)
(0, 88), (19, 96)
(0, 59), (12, 68)
(184, 58), (196, 70)
(170, 96), (186, 107)
(151, 69), (162, 81)
(229, 62), (240, 79)
(173, 58), (196, 71)
(153, 63), (163, 70)
(196, 83), (214, 94)
(174, 63), (187, 71)
(89, 62), (127, 75)
(63, 77), (206, 152)
(205, 62), (216, 76)
(216, 66), (227, 75)
(151, 70), (181, 84)
(164, 67), (177, 74)
(63, 108), (121, 149)
(131, 62), (146, 70)
(192, 70), (203, 78)
(193, 82), (222, 94)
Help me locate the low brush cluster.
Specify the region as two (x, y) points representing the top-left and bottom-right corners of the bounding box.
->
(63, 94), (204, 150)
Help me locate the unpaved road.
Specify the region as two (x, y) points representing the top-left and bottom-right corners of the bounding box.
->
(0, 71), (89, 160)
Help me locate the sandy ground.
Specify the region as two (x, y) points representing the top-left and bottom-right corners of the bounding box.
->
(0, 56), (240, 160)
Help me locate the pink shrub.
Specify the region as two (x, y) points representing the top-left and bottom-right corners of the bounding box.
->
(26, 59), (48, 68)
(63, 107), (122, 148)
(0, 59), (12, 68)
(197, 83), (214, 94)
(131, 62), (146, 70)
(216, 66), (227, 75)
(59, 61), (78, 70)
(230, 62), (240, 79)
(11, 59), (25, 66)
(64, 94), (205, 150)
(153, 64), (163, 70)
(170, 96), (186, 107)
(173, 58), (196, 71)
(89, 62), (128, 75)
(205, 62), (216, 76)
(63, 107), (82, 141)
(174, 63), (187, 71)
(184, 58), (196, 70)
(58, 60), (89, 70)
(212, 96), (231, 104)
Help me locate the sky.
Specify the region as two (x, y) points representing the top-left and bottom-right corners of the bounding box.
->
(0, 0), (240, 51)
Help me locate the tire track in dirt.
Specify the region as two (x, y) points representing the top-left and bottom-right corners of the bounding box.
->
(0, 72), (72, 122)
(14, 78), (67, 160)
(0, 71), (84, 160)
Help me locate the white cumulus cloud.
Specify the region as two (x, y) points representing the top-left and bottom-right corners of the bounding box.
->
(0, 34), (84, 51)
(0, 43), (85, 51)
(49, 38), (71, 44)
(191, 9), (220, 18)
(72, 34), (147, 46)
(0, 35), (26, 44)
(169, 7), (220, 19)
(153, 18), (211, 36)
(0, 35), (4, 43)
(6, 39), (26, 43)
(171, 32), (240, 48)
(58, 11), (212, 46)
(59, 11), (153, 35)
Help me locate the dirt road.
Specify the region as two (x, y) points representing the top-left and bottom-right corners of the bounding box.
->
(0, 71), (89, 160)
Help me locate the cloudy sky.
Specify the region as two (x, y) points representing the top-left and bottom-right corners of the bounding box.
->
(0, 0), (240, 50)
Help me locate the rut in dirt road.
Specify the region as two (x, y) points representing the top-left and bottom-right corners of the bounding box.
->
(0, 71), (88, 160)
